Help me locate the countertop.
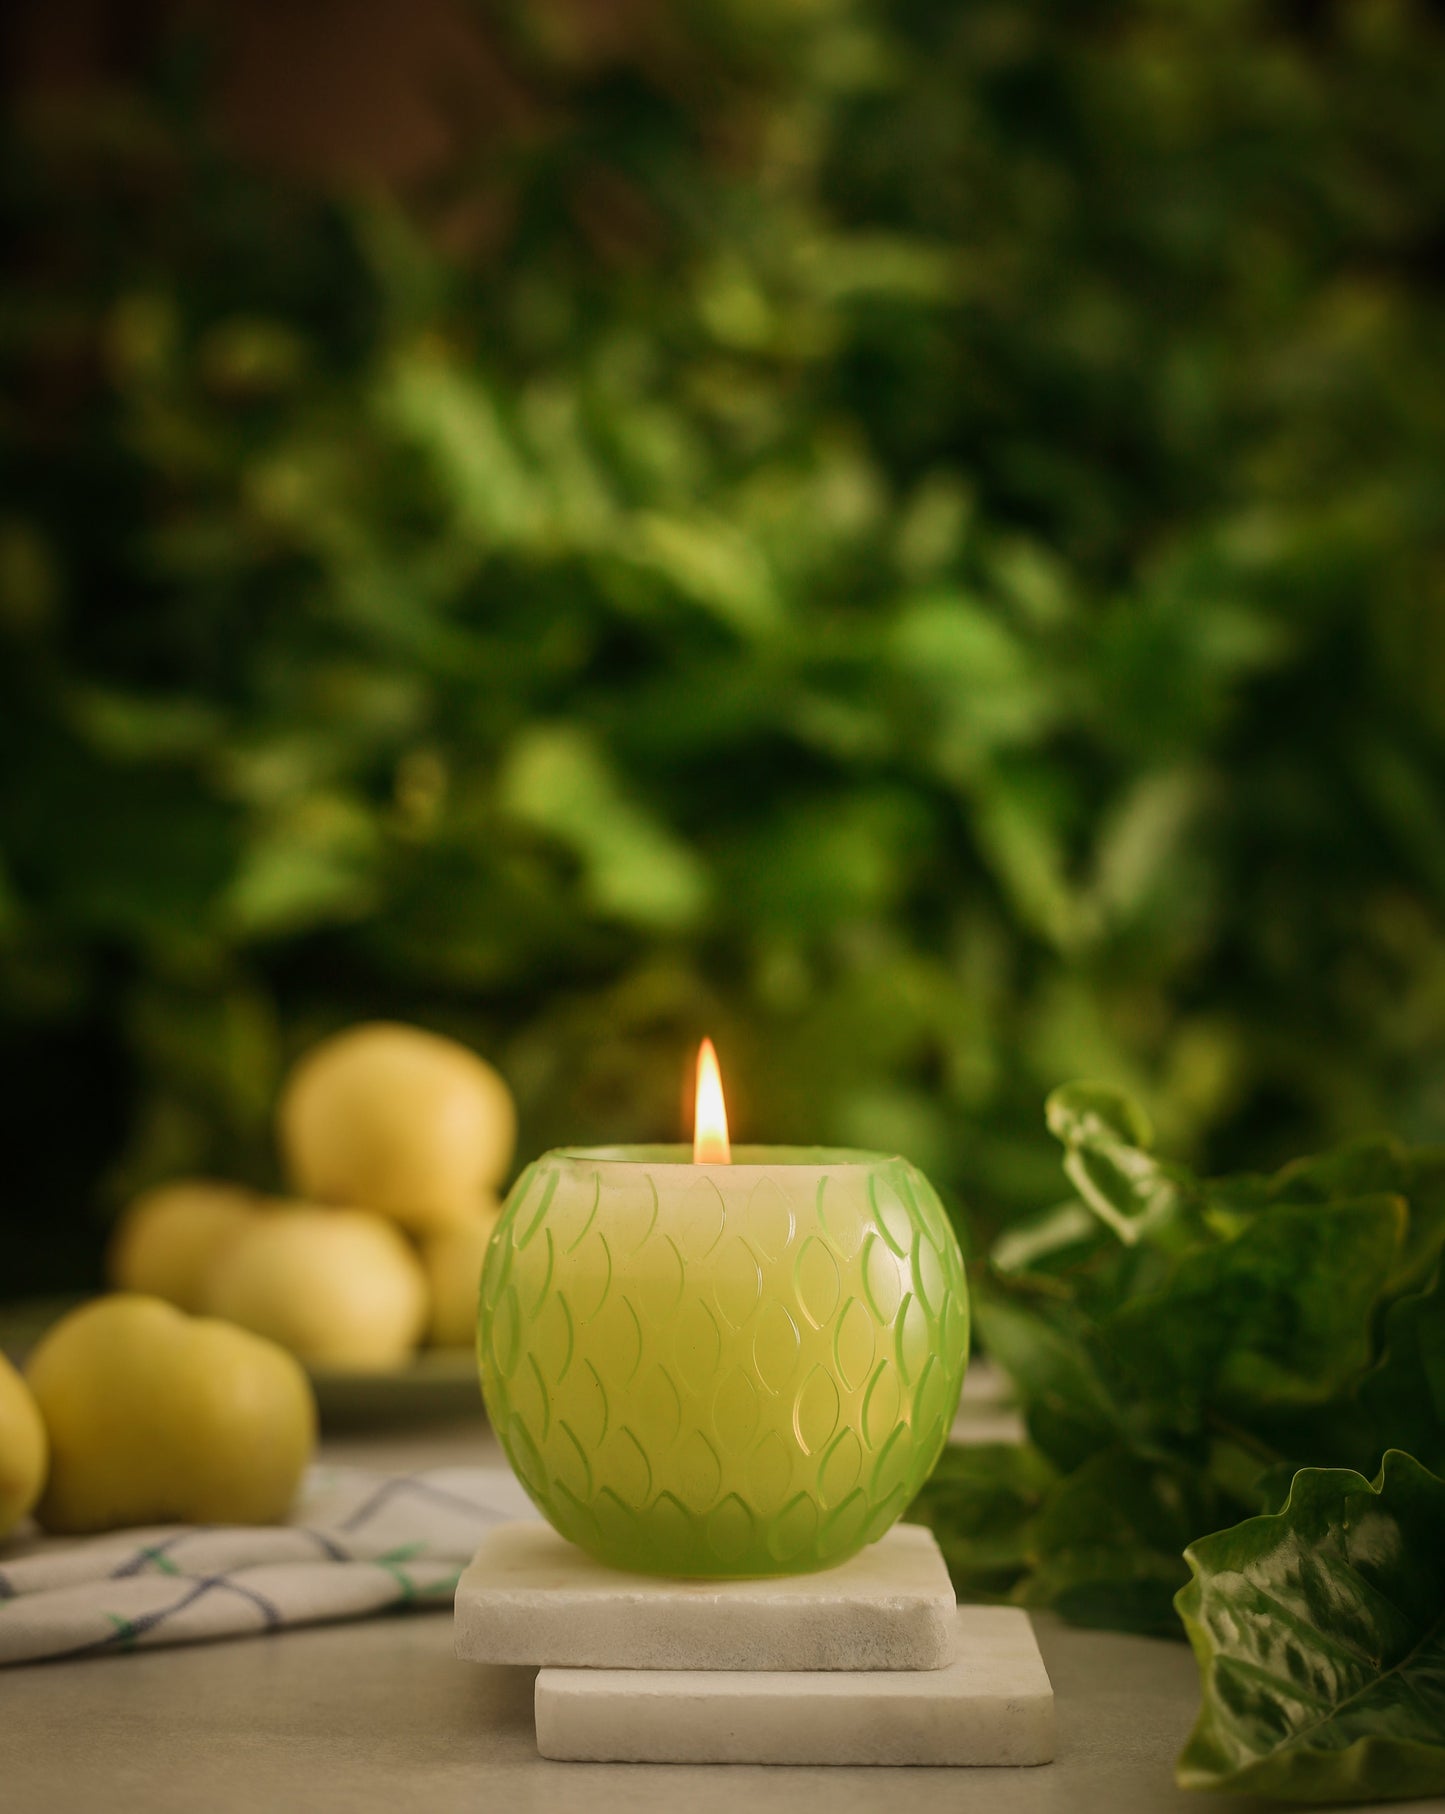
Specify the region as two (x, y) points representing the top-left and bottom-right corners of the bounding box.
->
(0, 1418), (1352, 1814)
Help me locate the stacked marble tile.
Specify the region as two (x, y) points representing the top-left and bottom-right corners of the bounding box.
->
(454, 1521), (1054, 1766)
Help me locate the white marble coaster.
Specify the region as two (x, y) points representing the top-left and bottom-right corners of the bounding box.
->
(534, 1606), (1053, 1766)
(453, 1520), (957, 1673)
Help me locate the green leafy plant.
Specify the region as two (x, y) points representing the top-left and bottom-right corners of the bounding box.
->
(910, 1082), (1445, 1799)
(2, 5), (1445, 1295)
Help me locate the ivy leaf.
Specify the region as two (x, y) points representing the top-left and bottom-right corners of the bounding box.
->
(1242, 1138), (1445, 1299)
(1044, 1081), (1186, 1245)
(1102, 1196), (1405, 1425)
(1266, 1135), (1412, 1206)
(1176, 1451), (1445, 1803)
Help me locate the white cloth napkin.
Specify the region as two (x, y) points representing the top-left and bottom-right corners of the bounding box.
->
(0, 1465), (537, 1666)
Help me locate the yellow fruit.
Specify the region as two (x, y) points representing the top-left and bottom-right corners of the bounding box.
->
(108, 1179), (257, 1311)
(422, 1199), (502, 1347)
(0, 1350), (48, 1537)
(25, 1295), (315, 1534)
(204, 1205), (427, 1371)
(278, 1022), (516, 1234)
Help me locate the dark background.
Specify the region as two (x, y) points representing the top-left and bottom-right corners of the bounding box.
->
(2, 0), (1444, 1295)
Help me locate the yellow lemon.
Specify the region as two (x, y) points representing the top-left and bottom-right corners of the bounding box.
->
(0, 1350), (48, 1538)
(108, 1179), (258, 1311)
(204, 1205), (427, 1371)
(26, 1295), (315, 1534)
(278, 1022), (516, 1235)
(422, 1197), (502, 1347)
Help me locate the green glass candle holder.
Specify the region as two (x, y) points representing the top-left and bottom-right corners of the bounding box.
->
(478, 1146), (968, 1578)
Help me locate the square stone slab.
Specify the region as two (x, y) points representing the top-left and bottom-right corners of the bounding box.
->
(453, 1520), (957, 1673)
(534, 1606), (1053, 1766)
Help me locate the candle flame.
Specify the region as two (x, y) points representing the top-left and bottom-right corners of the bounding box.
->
(693, 1037), (731, 1164)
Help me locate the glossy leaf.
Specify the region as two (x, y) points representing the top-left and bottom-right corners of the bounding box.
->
(1176, 1452), (1445, 1802)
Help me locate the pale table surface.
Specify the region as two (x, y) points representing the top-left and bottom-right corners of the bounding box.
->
(0, 1419), (1408, 1814)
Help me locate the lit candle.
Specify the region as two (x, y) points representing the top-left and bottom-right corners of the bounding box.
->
(477, 1041), (968, 1577)
(693, 1037), (730, 1165)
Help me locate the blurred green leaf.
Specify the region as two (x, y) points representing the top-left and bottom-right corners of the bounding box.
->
(1045, 1081), (1185, 1243)
(972, 1292), (1122, 1472)
(378, 345), (543, 545)
(906, 1442), (1056, 1601)
(627, 511), (784, 639)
(1026, 1448), (1237, 1640)
(1353, 1264), (1445, 1477)
(499, 725), (708, 931)
(223, 794), (381, 938)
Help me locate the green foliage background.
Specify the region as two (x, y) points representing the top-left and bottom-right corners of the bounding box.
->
(2, 1), (1444, 1289)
